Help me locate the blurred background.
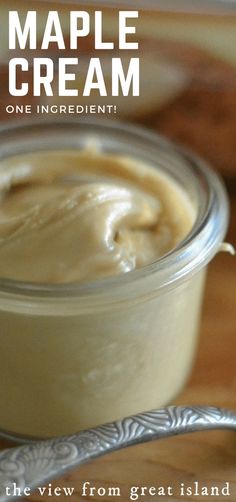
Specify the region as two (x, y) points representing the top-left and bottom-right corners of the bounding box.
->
(1, 0), (236, 180)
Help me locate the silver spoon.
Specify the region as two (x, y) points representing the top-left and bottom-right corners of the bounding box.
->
(0, 405), (236, 502)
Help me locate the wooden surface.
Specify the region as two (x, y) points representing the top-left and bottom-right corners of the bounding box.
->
(0, 186), (235, 501)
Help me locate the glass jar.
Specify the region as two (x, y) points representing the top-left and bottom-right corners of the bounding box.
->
(0, 119), (229, 438)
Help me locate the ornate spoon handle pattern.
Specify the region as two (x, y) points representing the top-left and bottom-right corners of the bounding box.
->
(0, 406), (236, 501)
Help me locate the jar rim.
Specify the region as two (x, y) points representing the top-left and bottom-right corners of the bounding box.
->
(0, 118), (229, 303)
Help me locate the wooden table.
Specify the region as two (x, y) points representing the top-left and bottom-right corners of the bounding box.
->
(0, 184), (235, 502)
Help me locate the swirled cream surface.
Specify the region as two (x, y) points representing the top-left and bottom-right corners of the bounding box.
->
(0, 149), (195, 283)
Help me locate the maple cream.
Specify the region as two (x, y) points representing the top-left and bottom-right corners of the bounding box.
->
(0, 149), (194, 284)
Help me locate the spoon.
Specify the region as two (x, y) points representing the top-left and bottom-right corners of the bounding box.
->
(0, 405), (236, 501)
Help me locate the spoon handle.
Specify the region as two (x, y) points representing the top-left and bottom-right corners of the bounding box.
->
(0, 405), (236, 501)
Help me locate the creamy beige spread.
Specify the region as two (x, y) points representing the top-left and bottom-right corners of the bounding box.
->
(0, 147), (203, 438)
(0, 149), (195, 283)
